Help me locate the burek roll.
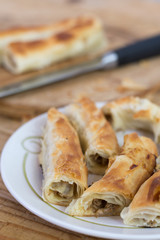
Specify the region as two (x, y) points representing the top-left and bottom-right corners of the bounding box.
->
(0, 16), (90, 63)
(39, 108), (88, 206)
(66, 133), (157, 216)
(65, 96), (119, 175)
(121, 167), (160, 227)
(102, 96), (160, 143)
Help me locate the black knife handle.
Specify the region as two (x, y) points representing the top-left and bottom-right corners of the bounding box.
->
(115, 34), (160, 65)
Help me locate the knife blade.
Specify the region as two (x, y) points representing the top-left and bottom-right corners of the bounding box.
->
(1, 34), (160, 98)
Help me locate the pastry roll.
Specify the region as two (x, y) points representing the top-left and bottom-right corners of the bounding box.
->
(3, 16), (107, 74)
(39, 108), (87, 206)
(102, 96), (160, 143)
(66, 133), (157, 216)
(121, 170), (160, 227)
(65, 96), (119, 175)
(0, 16), (98, 64)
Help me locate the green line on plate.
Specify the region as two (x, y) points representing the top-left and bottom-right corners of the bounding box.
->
(23, 152), (42, 201)
(22, 136), (138, 229)
(21, 136), (42, 154)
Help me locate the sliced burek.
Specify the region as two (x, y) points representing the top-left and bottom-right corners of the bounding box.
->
(39, 108), (87, 206)
(0, 17), (84, 64)
(66, 133), (157, 216)
(0, 16), (103, 64)
(65, 96), (119, 175)
(102, 96), (160, 143)
(3, 16), (107, 74)
(121, 170), (160, 227)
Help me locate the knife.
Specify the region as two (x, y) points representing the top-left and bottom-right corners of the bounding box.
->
(1, 34), (160, 98)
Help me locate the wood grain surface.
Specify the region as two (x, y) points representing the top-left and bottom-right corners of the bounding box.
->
(1, 0), (160, 239)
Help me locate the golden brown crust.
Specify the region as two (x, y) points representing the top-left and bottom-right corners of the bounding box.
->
(75, 96), (119, 152)
(126, 171), (160, 210)
(121, 170), (160, 227)
(3, 16), (107, 73)
(0, 26), (49, 37)
(139, 136), (158, 156)
(147, 174), (160, 202)
(0, 16), (93, 37)
(85, 133), (157, 200)
(66, 132), (157, 216)
(133, 110), (151, 119)
(122, 133), (158, 156)
(41, 108), (88, 206)
(6, 16), (104, 56)
(102, 96), (160, 143)
(84, 159), (134, 199)
(65, 96), (119, 174)
(104, 96), (138, 109)
(8, 31), (75, 55)
(48, 108), (87, 183)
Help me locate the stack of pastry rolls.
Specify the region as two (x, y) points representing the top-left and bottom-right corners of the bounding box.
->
(40, 97), (119, 205)
(40, 96), (160, 226)
(66, 132), (157, 216)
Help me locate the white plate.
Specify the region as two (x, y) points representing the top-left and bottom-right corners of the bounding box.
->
(1, 103), (160, 240)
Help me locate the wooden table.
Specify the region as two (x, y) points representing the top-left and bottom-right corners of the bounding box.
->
(1, 0), (160, 239)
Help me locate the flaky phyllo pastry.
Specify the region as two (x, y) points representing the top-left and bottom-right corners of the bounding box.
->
(102, 96), (160, 143)
(66, 133), (157, 216)
(3, 16), (107, 74)
(0, 17), (90, 64)
(65, 96), (119, 175)
(39, 108), (87, 206)
(121, 170), (160, 227)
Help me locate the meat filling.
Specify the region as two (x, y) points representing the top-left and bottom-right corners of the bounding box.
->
(92, 198), (120, 215)
(91, 153), (109, 166)
(105, 114), (112, 124)
(147, 220), (157, 227)
(50, 181), (77, 199)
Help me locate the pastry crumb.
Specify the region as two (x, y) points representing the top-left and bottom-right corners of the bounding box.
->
(117, 78), (147, 92)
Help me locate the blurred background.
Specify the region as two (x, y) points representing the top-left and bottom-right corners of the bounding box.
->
(1, 0), (160, 110)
